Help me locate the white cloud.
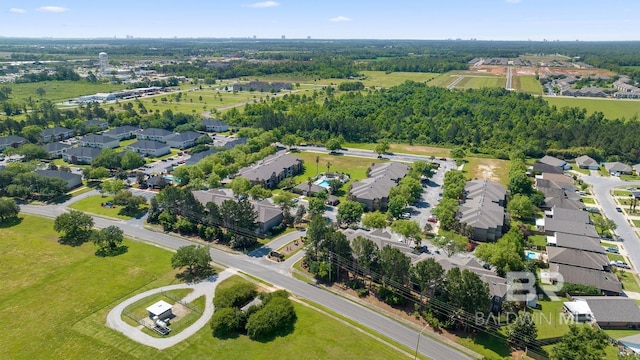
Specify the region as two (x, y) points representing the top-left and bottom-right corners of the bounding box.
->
(329, 16), (352, 22)
(247, 1), (279, 8)
(9, 8), (26, 13)
(506, 0), (521, 3)
(36, 6), (69, 13)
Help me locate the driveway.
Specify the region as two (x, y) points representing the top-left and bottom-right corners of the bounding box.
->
(106, 270), (232, 350)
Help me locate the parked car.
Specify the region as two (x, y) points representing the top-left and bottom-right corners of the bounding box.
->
(401, 212), (411, 219)
(611, 260), (631, 269)
(585, 207), (600, 214)
(605, 247), (620, 254)
(427, 216), (437, 223)
(616, 207), (623, 212)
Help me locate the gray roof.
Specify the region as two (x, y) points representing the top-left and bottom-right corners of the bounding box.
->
(237, 153), (302, 183)
(605, 162), (632, 173)
(166, 131), (203, 143)
(532, 162), (564, 174)
(350, 162), (410, 201)
(86, 119), (107, 127)
(65, 146), (102, 158)
(633, 164), (640, 174)
(437, 257), (507, 298)
(35, 169), (82, 183)
(543, 218), (599, 237)
(458, 179), (505, 231)
(139, 128), (173, 137)
(192, 190), (282, 224)
(127, 140), (169, 150)
(539, 155), (566, 168)
(43, 142), (73, 152)
(103, 125), (140, 136)
(575, 155), (599, 168)
(583, 297), (640, 324)
(547, 207), (590, 224)
(185, 148), (218, 165)
(544, 196), (585, 211)
(80, 134), (118, 144)
(547, 247), (609, 270)
(550, 233), (603, 253)
(42, 127), (72, 136)
(201, 119), (228, 127)
(0, 135), (26, 146)
(368, 162), (410, 181)
(550, 263), (622, 293)
(464, 179), (506, 203)
(294, 182), (325, 195)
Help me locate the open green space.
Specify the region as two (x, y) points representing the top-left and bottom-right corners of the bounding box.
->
(455, 76), (506, 89)
(463, 157), (510, 185)
(546, 97), (640, 121)
(312, 70), (438, 89)
(427, 72), (463, 87)
(528, 234), (547, 248)
(572, 167), (591, 175)
(0, 214), (421, 359)
(3, 80), (126, 104)
(621, 174), (640, 181)
(69, 194), (148, 220)
(613, 190), (631, 197)
(515, 75), (544, 95)
(343, 142), (451, 158)
(581, 197), (595, 204)
(618, 271), (640, 293)
(532, 300), (574, 339)
(604, 329), (640, 339)
(607, 253), (625, 262)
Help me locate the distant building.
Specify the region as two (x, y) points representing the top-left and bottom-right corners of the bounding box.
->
(41, 127), (74, 143)
(102, 125), (141, 140)
(62, 147), (102, 165)
(85, 119), (109, 130)
(43, 142), (73, 158)
(35, 169), (82, 189)
(201, 119), (229, 132)
(185, 148), (218, 166)
(125, 140), (170, 157)
(237, 153), (303, 189)
(0, 135), (26, 151)
(78, 134), (119, 149)
(165, 131), (204, 149)
(575, 155), (599, 170)
(136, 128), (174, 143)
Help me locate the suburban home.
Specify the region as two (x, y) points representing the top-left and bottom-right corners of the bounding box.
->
(125, 140), (171, 157)
(41, 127), (74, 143)
(102, 125), (141, 140)
(294, 182), (326, 196)
(192, 189), (283, 234)
(543, 206), (590, 224)
(85, 119), (109, 130)
(546, 232), (604, 253)
(540, 173), (576, 192)
(62, 147), (102, 165)
(537, 218), (599, 238)
(185, 148), (218, 166)
(0, 135), (26, 151)
(633, 164), (640, 175)
(35, 169), (82, 189)
(237, 153), (303, 189)
(563, 297), (640, 328)
(136, 128), (174, 143)
(343, 228), (404, 251)
(546, 263), (622, 295)
(457, 179), (506, 242)
(605, 162), (632, 176)
(146, 175), (169, 190)
(547, 247), (610, 271)
(437, 257), (508, 312)
(201, 119), (229, 132)
(531, 162), (564, 175)
(78, 134), (119, 149)
(349, 162), (410, 211)
(542, 196), (585, 211)
(165, 131), (204, 149)
(43, 142), (73, 158)
(575, 155), (599, 170)
(539, 155), (571, 170)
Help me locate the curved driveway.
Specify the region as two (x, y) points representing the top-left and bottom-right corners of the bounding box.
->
(106, 270), (232, 350)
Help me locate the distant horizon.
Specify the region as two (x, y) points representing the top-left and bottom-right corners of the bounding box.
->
(1, 1), (638, 41)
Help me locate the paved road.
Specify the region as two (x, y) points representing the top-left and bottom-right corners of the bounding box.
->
(505, 66), (513, 90)
(106, 270), (233, 350)
(582, 175), (640, 269)
(21, 204), (474, 360)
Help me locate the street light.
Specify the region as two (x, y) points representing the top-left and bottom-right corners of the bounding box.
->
(414, 322), (429, 360)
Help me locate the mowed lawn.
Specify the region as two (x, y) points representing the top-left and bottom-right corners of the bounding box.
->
(455, 76), (506, 89)
(0, 215), (412, 360)
(4, 80), (126, 103)
(515, 76), (544, 95)
(545, 97), (640, 120)
(292, 151), (386, 190)
(342, 142), (451, 158)
(69, 194), (149, 220)
(314, 70), (439, 88)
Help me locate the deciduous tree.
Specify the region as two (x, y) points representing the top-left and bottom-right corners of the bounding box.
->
(171, 245), (213, 280)
(362, 211), (387, 229)
(54, 210), (94, 245)
(336, 200), (364, 226)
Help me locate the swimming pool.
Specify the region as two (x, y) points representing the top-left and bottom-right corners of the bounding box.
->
(164, 175), (181, 183)
(316, 180), (331, 189)
(526, 251), (539, 260)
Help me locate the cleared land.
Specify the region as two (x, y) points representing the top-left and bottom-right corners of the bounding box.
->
(545, 97), (640, 120)
(464, 157), (510, 185)
(4, 81), (126, 103)
(342, 142), (451, 158)
(455, 76), (506, 90)
(515, 76), (544, 95)
(0, 215), (414, 360)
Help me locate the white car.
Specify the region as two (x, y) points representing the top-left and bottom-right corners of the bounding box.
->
(611, 260), (631, 269)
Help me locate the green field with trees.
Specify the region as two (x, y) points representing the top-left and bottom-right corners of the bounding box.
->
(545, 97), (640, 121)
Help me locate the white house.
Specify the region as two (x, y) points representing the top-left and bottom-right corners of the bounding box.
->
(165, 131), (203, 149)
(201, 119), (229, 132)
(125, 140), (170, 157)
(136, 128), (174, 143)
(78, 134), (119, 149)
(62, 147), (102, 165)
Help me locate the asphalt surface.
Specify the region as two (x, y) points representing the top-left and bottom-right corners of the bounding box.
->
(582, 174), (640, 270)
(21, 203), (473, 360)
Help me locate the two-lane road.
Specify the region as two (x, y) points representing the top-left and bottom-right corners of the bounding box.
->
(20, 204), (474, 360)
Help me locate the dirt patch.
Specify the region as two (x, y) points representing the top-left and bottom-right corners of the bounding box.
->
(170, 302), (191, 321)
(390, 144), (451, 157)
(279, 238), (304, 257)
(477, 164), (499, 182)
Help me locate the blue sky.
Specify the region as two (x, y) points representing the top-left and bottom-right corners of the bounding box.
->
(1, 1), (638, 41)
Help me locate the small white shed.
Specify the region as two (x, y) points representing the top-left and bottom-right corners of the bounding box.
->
(146, 300), (173, 320)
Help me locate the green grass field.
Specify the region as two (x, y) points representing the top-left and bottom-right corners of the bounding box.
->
(532, 300), (574, 339)
(342, 142), (451, 158)
(427, 73), (462, 87)
(69, 194), (148, 220)
(463, 157), (510, 185)
(455, 76), (506, 89)
(0, 215), (415, 359)
(3, 80), (126, 104)
(545, 97), (640, 120)
(581, 197), (595, 204)
(618, 270), (640, 293)
(515, 76), (544, 95)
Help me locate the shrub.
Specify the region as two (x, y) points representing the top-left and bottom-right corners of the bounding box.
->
(214, 283), (258, 309)
(245, 297), (297, 340)
(210, 307), (246, 338)
(378, 286), (405, 306)
(356, 288), (370, 297)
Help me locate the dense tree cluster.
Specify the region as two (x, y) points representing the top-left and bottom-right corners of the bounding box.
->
(0, 162), (67, 201)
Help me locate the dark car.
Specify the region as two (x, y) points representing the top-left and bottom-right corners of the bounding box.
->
(616, 207), (623, 212)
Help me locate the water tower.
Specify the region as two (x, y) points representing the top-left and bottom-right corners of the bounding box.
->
(98, 52), (109, 75)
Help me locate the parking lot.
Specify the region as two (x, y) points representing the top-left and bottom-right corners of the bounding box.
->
(406, 159), (457, 228)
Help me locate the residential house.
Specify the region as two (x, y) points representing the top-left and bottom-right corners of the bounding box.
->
(633, 164), (640, 175)
(575, 155), (599, 170)
(437, 257), (508, 312)
(531, 162), (564, 175)
(537, 218), (599, 238)
(35, 169), (82, 189)
(539, 173), (577, 192)
(125, 140), (170, 157)
(201, 119), (229, 132)
(0, 135), (26, 151)
(349, 162), (410, 211)
(343, 228), (404, 251)
(146, 175), (169, 190)
(192, 189), (283, 234)
(294, 182), (326, 196)
(539, 155), (571, 170)
(457, 179), (506, 242)
(102, 125), (141, 140)
(237, 153), (303, 189)
(62, 147), (102, 165)
(546, 232), (604, 253)
(543, 206), (590, 224)
(43, 142), (73, 158)
(185, 148), (218, 166)
(136, 128), (174, 143)
(547, 247), (610, 271)
(605, 162), (632, 176)
(41, 127), (74, 143)
(78, 134), (119, 149)
(85, 119), (109, 130)
(564, 297), (640, 329)
(547, 263), (622, 295)
(165, 131), (203, 149)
